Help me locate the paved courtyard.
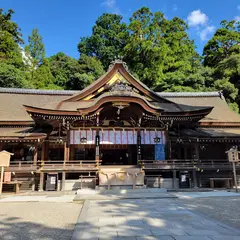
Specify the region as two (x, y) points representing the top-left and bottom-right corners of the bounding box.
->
(73, 198), (240, 240)
(0, 202), (82, 240)
(179, 196), (240, 229)
(0, 191), (240, 240)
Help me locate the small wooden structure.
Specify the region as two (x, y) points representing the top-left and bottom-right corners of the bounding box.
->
(0, 150), (13, 194)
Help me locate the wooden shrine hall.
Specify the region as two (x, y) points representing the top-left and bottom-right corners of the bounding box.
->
(0, 60), (239, 192)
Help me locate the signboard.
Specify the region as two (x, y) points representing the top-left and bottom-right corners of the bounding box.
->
(0, 151), (13, 167)
(155, 144), (165, 160)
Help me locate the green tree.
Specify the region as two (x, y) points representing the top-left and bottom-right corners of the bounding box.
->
(0, 9), (24, 68)
(124, 7), (200, 90)
(25, 28), (45, 67)
(29, 59), (58, 89)
(0, 9), (23, 44)
(49, 52), (82, 88)
(66, 54), (104, 90)
(78, 13), (129, 69)
(203, 20), (240, 67)
(0, 62), (29, 88)
(49, 53), (104, 90)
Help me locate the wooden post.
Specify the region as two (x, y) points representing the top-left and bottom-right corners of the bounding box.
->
(172, 170), (176, 188)
(62, 172), (66, 191)
(192, 169), (198, 188)
(39, 172), (44, 191)
(44, 141), (49, 161)
(233, 162), (238, 193)
(0, 166), (4, 194)
(31, 174), (35, 191)
(41, 141), (45, 162)
(33, 143), (38, 165)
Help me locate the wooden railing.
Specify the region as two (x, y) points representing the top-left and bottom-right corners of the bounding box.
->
(7, 159), (239, 171)
(140, 159), (240, 170)
(7, 160), (99, 171)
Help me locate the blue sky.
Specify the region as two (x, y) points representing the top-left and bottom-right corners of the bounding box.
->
(2, 0), (240, 59)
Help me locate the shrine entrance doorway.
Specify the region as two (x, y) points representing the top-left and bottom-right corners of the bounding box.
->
(100, 145), (137, 165)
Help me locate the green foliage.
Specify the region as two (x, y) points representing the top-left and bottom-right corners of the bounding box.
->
(0, 62), (29, 88)
(25, 28), (45, 67)
(29, 59), (58, 89)
(78, 13), (128, 69)
(124, 7), (200, 89)
(0, 7), (240, 113)
(49, 52), (81, 87)
(0, 9), (23, 44)
(203, 20), (240, 67)
(0, 31), (24, 68)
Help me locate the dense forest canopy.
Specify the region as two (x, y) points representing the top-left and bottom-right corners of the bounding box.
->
(0, 8), (240, 112)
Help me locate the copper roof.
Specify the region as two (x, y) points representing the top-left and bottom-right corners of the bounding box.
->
(0, 127), (46, 140)
(0, 87), (239, 125)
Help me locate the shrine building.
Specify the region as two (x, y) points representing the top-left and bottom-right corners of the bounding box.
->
(0, 60), (240, 192)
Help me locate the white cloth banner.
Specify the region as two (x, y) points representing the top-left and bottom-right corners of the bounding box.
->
(140, 130), (165, 145)
(70, 130), (96, 144)
(70, 130), (165, 145)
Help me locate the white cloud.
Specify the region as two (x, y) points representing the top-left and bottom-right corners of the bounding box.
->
(235, 16), (240, 21)
(172, 4), (177, 12)
(200, 26), (215, 41)
(101, 0), (120, 14)
(237, 5), (240, 10)
(187, 10), (208, 27)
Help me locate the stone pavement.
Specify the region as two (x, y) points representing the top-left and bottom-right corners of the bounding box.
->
(74, 188), (176, 201)
(72, 198), (240, 240)
(0, 202), (82, 240)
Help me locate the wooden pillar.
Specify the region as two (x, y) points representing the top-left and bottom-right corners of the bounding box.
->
(41, 141), (45, 162)
(33, 143), (38, 165)
(193, 142), (199, 188)
(172, 170), (176, 188)
(61, 172), (66, 191)
(31, 175), (35, 191)
(95, 130), (100, 165)
(44, 141), (49, 161)
(192, 169), (198, 188)
(65, 122), (70, 163)
(0, 166), (4, 194)
(137, 129), (141, 162)
(39, 172), (44, 191)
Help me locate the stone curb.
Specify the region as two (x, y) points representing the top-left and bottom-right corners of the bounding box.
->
(71, 200), (90, 240)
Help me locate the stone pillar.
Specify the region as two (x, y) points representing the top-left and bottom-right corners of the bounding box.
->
(33, 143), (38, 165)
(39, 172), (44, 191)
(61, 172), (66, 191)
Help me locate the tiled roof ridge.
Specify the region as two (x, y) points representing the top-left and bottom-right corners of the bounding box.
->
(0, 87), (79, 95)
(157, 91), (222, 97)
(0, 87), (223, 98)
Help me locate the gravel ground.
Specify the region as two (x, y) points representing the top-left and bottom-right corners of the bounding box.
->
(0, 202), (82, 240)
(177, 196), (240, 229)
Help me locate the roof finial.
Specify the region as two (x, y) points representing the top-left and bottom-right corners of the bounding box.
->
(108, 56), (128, 71)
